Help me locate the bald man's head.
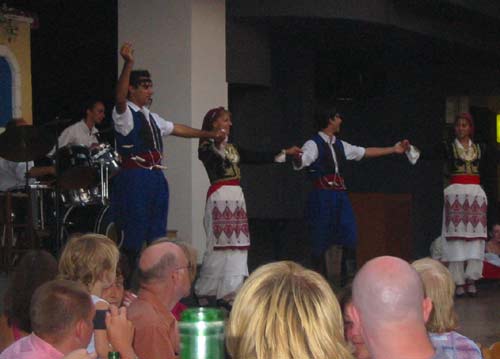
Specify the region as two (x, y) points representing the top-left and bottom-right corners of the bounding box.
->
(138, 242), (184, 284)
(352, 256), (427, 332)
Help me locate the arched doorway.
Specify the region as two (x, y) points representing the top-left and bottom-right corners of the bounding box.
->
(0, 45), (22, 127)
(0, 56), (13, 126)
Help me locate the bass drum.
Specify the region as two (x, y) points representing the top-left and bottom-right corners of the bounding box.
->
(95, 205), (124, 248)
(61, 205), (123, 247)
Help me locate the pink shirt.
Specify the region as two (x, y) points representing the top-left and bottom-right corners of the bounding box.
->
(0, 333), (64, 359)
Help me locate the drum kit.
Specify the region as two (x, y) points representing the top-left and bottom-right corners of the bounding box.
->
(0, 123), (123, 268)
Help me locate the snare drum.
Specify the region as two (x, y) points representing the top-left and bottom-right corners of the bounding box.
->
(60, 187), (101, 207)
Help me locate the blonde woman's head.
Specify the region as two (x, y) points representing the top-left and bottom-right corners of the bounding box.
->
(58, 233), (120, 291)
(411, 257), (458, 333)
(226, 261), (353, 359)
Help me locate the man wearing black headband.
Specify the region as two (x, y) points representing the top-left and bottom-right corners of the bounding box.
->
(112, 43), (223, 268)
(294, 107), (410, 283)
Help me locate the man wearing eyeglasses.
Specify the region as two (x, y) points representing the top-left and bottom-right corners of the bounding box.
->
(127, 240), (190, 359)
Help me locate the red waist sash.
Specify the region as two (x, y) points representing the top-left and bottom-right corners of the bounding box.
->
(314, 174), (346, 191)
(450, 175), (480, 185)
(121, 151), (162, 170)
(207, 179), (241, 199)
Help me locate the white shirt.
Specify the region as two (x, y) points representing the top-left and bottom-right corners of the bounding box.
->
(58, 119), (100, 148)
(294, 131), (365, 171)
(0, 158), (34, 191)
(112, 101), (174, 137)
(87, 295), (109, 356)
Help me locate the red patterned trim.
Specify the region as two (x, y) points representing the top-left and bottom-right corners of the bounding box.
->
(213, 245), (250, 250)
(212, 205), (249, 240)
(445, 236), (486, 241)
(444, 197), (487, 229)
(207, 179), (241, 199)
(450, 175), (480, 185)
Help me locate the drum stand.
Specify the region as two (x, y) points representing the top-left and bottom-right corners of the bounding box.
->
(99, 161), (110, 204)
(54, 137), (65, 252)
(0, 169), (38, 272)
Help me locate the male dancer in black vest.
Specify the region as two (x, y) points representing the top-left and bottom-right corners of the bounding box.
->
(293, 106), (409, 282)
(112, 43), (223, 270)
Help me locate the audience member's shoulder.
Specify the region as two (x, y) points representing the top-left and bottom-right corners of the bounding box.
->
(450, 331), (481, 351)
(127, 298), (153, 318)
(0, 334), (33, 357)
(127, 297), (173, 328)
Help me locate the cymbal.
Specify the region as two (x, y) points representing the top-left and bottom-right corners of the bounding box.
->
(0, 126), (55, 162)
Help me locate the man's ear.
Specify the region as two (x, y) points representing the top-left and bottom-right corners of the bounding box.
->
(422, 297), (433, 323)
(346, 303), (362, 334)
(74, 318), (86, 340)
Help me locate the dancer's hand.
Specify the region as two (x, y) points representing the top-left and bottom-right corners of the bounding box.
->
(393, 141), (408, 154)
(213, 128), (227, 142)
(285, 146), (303, 157)
(120, 43), (134, 63)
(400, 139), (411, 152)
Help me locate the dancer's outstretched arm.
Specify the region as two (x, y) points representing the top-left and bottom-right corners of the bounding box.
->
(364, 139), (410, 158)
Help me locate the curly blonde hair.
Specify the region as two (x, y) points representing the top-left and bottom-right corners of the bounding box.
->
(58, 233), (119, 291)
(411, 258), (458, 333)
(226, 261), (353, 359)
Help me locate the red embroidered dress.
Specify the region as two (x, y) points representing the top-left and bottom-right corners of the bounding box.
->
(195, 139), (282, 299)
(441, 139), (486, 262)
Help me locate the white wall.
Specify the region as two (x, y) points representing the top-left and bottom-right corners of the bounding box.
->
(118, 0), (227, 260)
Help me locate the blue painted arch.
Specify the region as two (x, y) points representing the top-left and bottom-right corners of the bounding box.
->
(0, 57), (13, 126)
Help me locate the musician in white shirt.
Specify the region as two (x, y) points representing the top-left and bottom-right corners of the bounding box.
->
(57, 100), (105, 149)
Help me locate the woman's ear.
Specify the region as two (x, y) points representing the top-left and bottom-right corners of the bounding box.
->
(422, 297), (433, 323)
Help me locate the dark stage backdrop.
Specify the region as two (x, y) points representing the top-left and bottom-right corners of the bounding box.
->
(6, 0), (117, 141)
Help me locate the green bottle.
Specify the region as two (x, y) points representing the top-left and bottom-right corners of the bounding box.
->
(179, 307), (225, 359)
(108, 352), (120, 359)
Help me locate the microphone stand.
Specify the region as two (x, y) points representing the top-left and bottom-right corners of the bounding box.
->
(41, 116), (67, 254)
(54, 130), (62, 252)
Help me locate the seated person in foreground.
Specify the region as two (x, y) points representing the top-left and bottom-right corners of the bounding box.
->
(412, 258), (482, 359)
(0, 280), (137, 359)
(348, 256), (444, 359)
(484, 224), (500, 268)
(127, 240), (191, 359)
(339, 284), (371, 359)
(0, 250), (58, 352)
(226, 261), (353, 359)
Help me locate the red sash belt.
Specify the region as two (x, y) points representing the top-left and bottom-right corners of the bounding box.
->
(121, 151), (162, 170)
(314, 174), (346, 191)
(207, 179), (241, 199)
(450, 175), (480, 185)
